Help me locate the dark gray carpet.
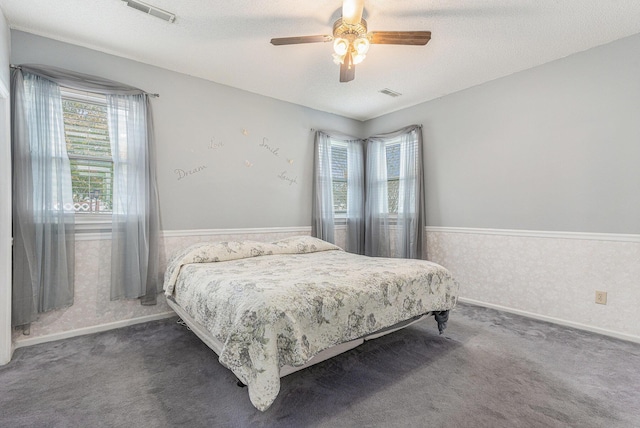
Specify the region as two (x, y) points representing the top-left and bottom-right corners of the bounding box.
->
(1, 303), (639, 428)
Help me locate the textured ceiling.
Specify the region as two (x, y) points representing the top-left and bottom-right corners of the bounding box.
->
(2, 0), (640, 121)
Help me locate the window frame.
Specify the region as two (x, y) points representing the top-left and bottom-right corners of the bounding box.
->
(328, 138), (349, 223)
(384, 138), (403, 218)
(60, 88), (114, 228)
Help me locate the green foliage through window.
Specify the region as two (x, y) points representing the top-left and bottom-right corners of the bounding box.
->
(331, 144), (348, 213)
(61, 91), (113, 214)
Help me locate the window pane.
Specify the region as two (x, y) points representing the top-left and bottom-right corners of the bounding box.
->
(62, 93), (113, 214)
(62, 99), (111, 158)
(69, 159), (113, 213)
(385, 143), (401, 214)
(331, 144), (348, 213)
(388, 178), (399, 214)
(386, 143), (400, 179)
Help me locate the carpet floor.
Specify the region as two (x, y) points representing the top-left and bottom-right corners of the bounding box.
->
(1, 302), (639, 428)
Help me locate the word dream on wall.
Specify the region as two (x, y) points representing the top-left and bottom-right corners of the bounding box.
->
(172, 129), (298, 187)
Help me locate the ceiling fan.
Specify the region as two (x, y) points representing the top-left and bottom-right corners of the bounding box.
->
(270, 0), (431, 83)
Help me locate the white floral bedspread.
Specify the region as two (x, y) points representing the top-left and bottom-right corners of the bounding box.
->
(163, 236), (459, 411)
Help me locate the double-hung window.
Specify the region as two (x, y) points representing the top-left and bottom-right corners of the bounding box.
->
(385, 140), (401, 215)
(61, 89), (113, 220)
(330, 140), (348, 217)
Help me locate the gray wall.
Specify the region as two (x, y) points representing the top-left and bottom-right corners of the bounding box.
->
(11, 31), (365, 230)
(365, 34), (640, 234)
(10, 30), (640, 235)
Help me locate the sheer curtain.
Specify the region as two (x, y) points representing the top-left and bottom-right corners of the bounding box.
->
(345, 139), (365, 254)
(312, 131), (365, 252)
(367, 125), (425, 259)
(108, 94), (160, 304)
(12, 64), (161, 316)
(312, 131), (335, 243)
(395, 126), (425, 259)
(11, 69), (75, 327)
(364, 139), (391, 257)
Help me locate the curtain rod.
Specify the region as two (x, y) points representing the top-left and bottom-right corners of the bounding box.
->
(10, 64), (160, 98)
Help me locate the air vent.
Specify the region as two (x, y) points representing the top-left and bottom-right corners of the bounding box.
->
(121, 0), (176, 23)
(379, 88), (402, 97)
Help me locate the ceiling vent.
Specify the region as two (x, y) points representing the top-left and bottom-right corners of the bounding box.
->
(379, 88), (402, 97)
(121, 0), (176, 23)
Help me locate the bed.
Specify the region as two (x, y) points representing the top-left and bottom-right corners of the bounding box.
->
(163, 235), (459, 411)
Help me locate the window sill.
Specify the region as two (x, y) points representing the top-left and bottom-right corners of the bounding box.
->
(75, 215), (112, 234)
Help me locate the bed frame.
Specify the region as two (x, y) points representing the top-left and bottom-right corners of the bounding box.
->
(167, 297), (449, 380)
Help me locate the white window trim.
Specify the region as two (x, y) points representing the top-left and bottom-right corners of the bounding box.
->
(61, 88), (114, 231)
(74, 214), (112, 233)
(330, 138), (349, 219)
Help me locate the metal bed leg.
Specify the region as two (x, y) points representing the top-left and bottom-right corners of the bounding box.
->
(433, 310), (450, 334)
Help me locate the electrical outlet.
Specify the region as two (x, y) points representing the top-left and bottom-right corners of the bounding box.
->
(595, 291), (607, 305)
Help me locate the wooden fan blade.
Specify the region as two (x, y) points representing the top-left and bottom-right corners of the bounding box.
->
(370, 31), (432, 45)
(270, 35), (333, 45)
(339, 52), (355, 83)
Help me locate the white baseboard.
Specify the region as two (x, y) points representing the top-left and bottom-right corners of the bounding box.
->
(13, 311), (176, 349)
(458, 297), (640, 344)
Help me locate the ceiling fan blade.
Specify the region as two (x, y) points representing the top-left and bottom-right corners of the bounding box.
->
(369, 31), (432, 45)
(342, 0), (364, 25)
(339, 53), (355, 83)
(270, 35), (333, 45)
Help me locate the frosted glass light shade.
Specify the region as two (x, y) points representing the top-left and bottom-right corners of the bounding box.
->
(333, 38), (349, 56)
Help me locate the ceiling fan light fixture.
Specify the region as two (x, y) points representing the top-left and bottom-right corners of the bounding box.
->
(270, 0), (431, 83)
(353, 37), (370, 55)
(333, 38), (349, 56)
(352, 53), (366, 65)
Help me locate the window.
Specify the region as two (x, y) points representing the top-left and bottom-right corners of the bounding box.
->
(327, 136), (405, 216)
(330, 141), (348, 214)
(61, 90), (113, 215)
(385, 142), (401, 214)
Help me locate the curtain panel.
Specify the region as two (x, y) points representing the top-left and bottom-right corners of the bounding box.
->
(312, 131), (365, 253)
(108, 94), (161, 304)
(367, 125), (425, 259)
(314, 125), (425, 260)
(364, 138), (391, 257)
(11, 64), (161, 324)
(312, 131), (336, 243)
(345, 139), (365, 255)
(11, 69), (75, 326)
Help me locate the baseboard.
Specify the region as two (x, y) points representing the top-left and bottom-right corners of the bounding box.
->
(13, 311), (176, 349)
(458, 297), (640, 344)
(426, 226), (640, 243)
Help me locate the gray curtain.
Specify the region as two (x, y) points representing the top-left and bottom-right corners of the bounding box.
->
(11, 68), (75, 327)
(366, 125), (425, 259)
(364, 138), (391, 257)
(12, 64), (161, 312)
(312, 131), (366, 253)
(345, 139), (365, 254)
(311, 131), (335, 243)
(108, 94), (161, 304)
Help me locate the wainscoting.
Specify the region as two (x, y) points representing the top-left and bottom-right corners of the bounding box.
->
(426, 227), (640, 342)
(12, 227), (311, 348)
(12, 225), (640, 349)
